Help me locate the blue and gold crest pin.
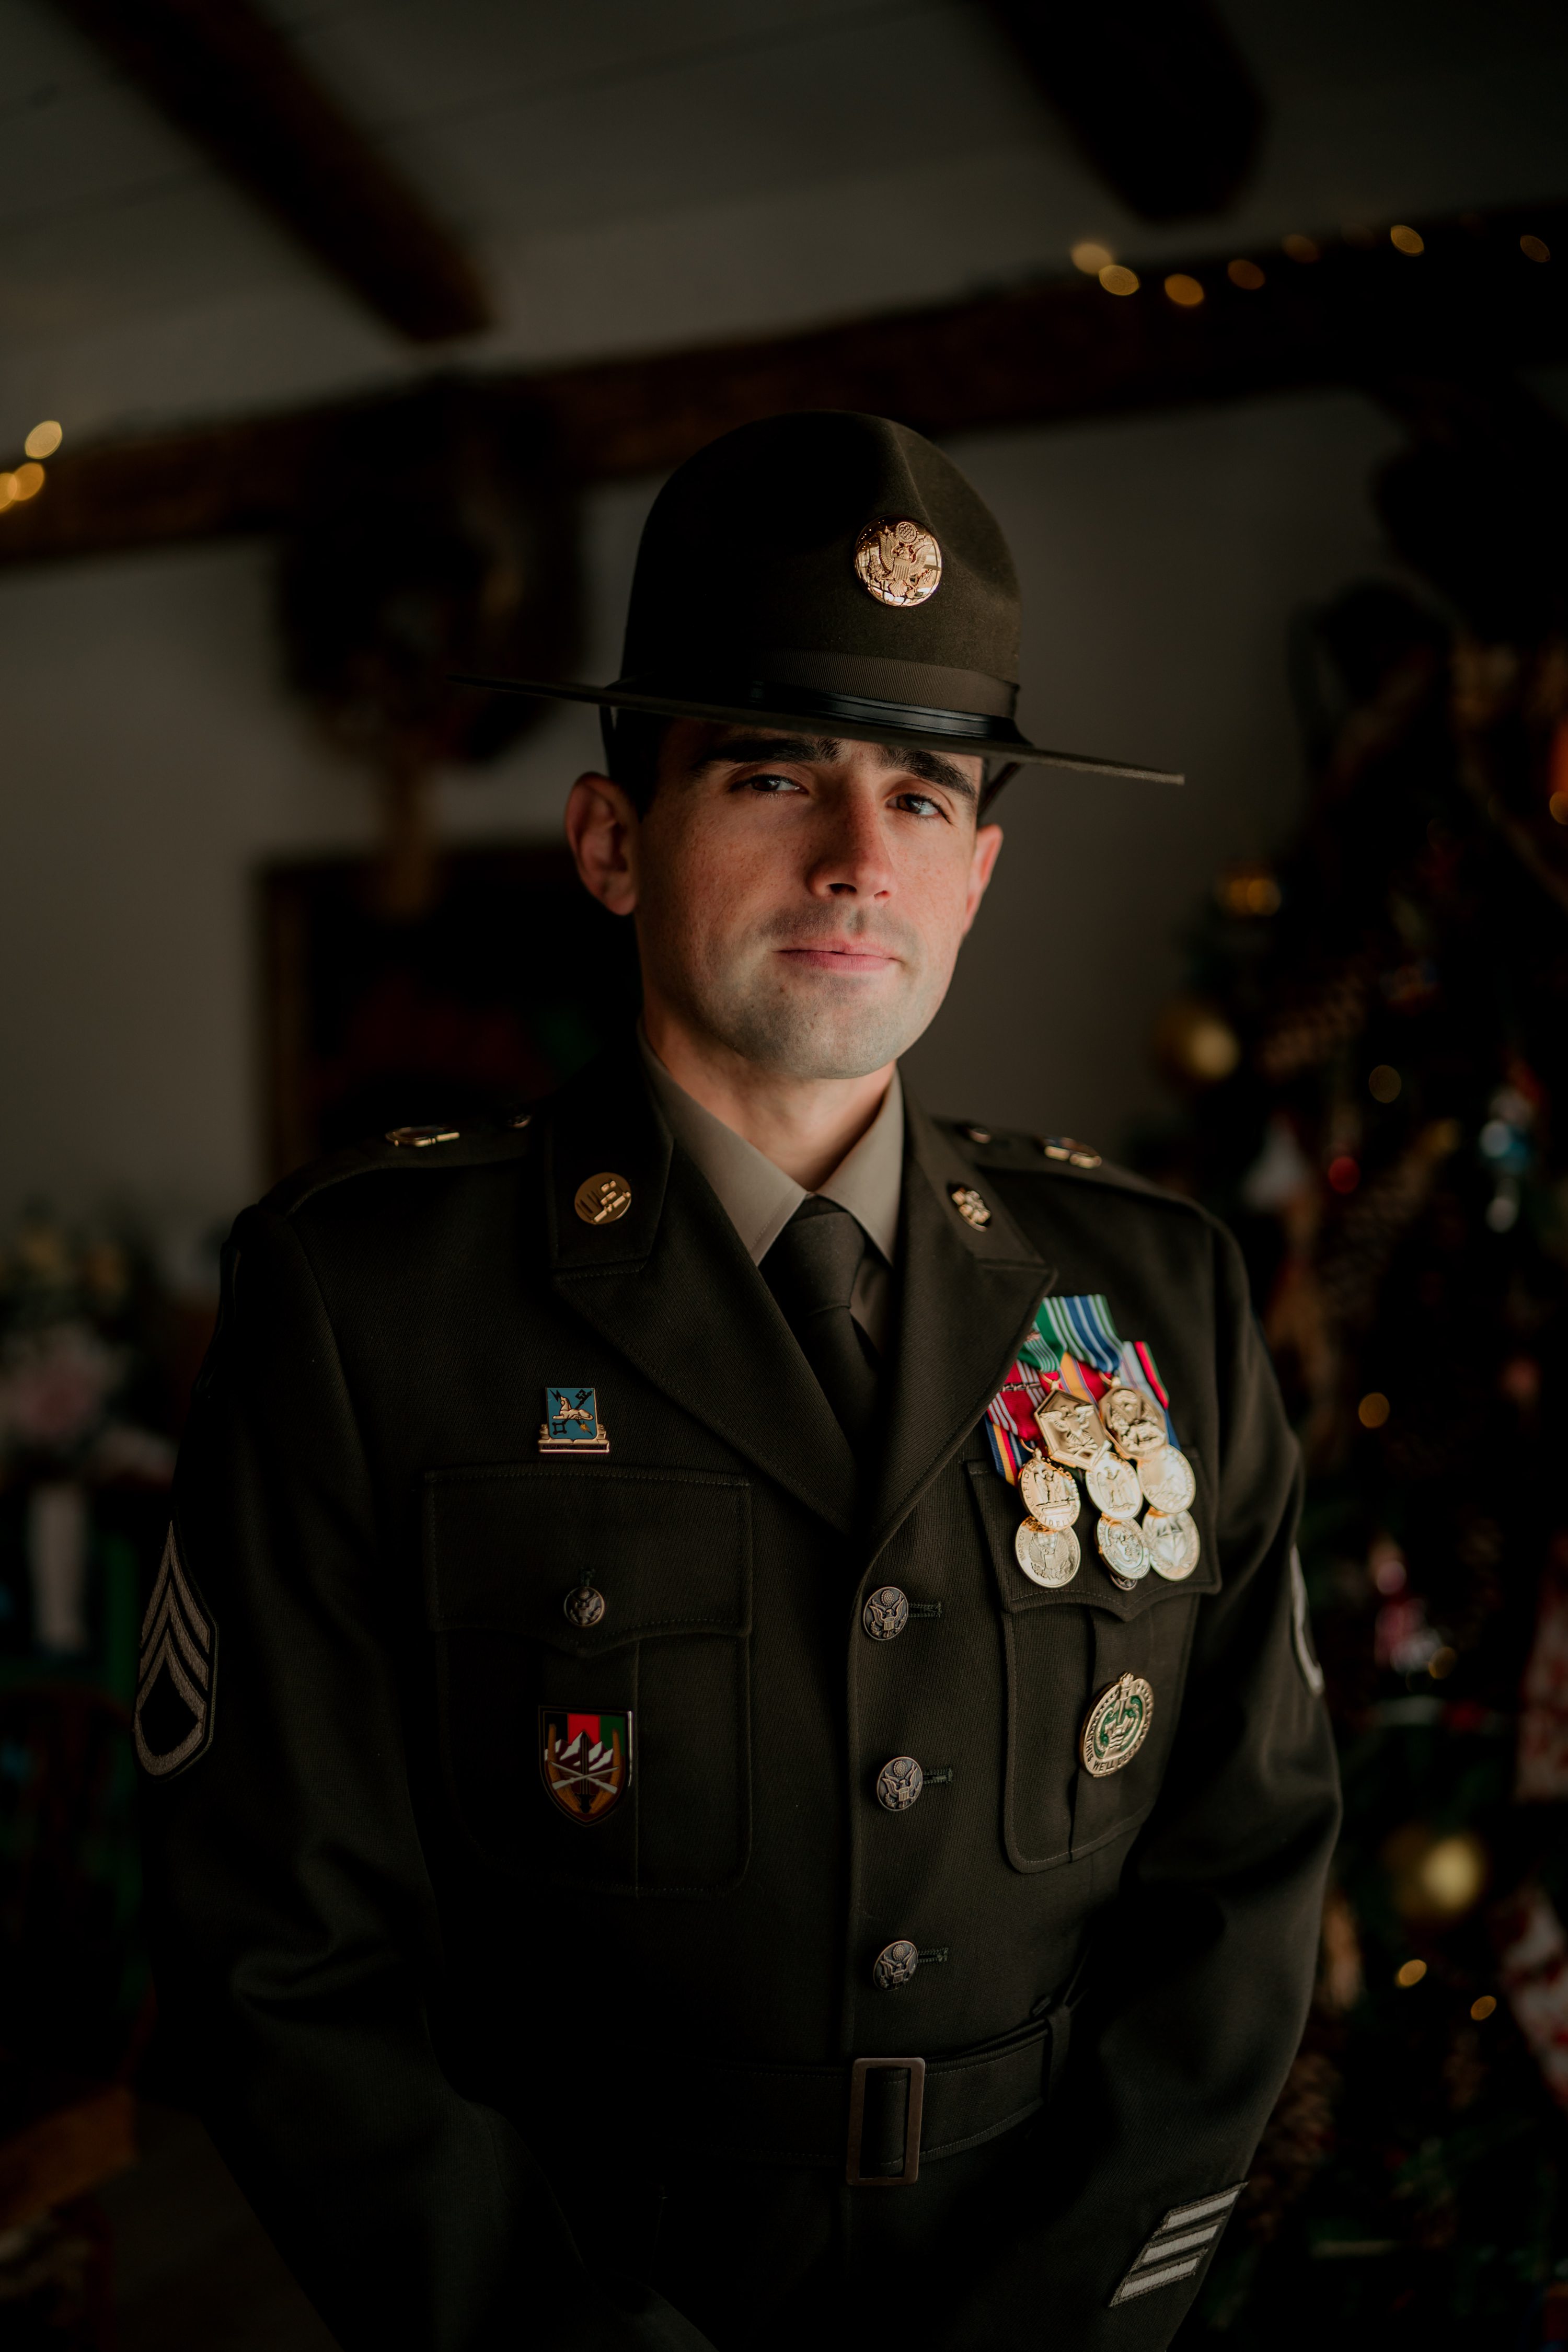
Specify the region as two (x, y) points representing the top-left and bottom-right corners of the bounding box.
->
(539, 1386), (610, 1456)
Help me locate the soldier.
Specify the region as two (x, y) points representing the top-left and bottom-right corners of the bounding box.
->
(137, 412), (1339, 2351)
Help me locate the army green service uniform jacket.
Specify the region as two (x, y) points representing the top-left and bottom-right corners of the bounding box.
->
(139, 1041), (1340, 2352)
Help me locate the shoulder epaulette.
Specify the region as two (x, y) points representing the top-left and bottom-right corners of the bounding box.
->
(263, 1109), (539, 1219)
(934, 1119), (1207, 1218)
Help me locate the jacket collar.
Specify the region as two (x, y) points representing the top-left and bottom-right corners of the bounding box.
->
(863, 1090), (1054, 1557)
(541, 1042), (1052, 1549)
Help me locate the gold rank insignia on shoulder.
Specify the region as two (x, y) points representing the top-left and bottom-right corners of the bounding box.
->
(539, 1386), (610, 1455)
(949, 1184), (991, 1228)
(574, 1171), (632, 1225)
(854, 517), (942, 607)
(386, 1124), (460, 1148)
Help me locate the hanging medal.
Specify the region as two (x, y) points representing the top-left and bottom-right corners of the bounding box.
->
(992, 1294), (1203, 1592)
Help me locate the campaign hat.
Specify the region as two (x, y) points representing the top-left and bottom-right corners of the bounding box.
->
(459, 410), (1179, 783)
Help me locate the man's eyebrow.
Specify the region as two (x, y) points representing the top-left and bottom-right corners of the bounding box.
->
(688, 731), (978, 802)
(687, 733), (840, 772)
(874, 741), (978, 802)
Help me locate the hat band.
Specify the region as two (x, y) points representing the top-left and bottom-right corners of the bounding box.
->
(615, 672), (1022, 746)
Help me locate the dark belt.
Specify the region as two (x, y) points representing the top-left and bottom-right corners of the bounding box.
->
(656, 1982), (1083, 2190)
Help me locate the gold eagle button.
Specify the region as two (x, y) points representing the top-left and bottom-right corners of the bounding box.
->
(853, 517), (942, 607)
(574, 1172), (633, 1226)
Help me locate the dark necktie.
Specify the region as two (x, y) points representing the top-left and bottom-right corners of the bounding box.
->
(761, 1197), (880, 1442)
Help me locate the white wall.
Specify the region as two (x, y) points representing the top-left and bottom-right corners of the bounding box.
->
(0, 385), (1403, 1233)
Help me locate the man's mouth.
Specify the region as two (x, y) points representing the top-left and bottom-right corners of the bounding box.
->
(776, 945), (896, 972)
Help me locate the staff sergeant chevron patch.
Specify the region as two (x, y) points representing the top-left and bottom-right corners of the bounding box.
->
(134, 1525), (216, 1779)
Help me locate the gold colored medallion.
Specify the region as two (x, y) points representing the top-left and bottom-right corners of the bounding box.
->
(1039, 1391), (1107, 1472)
(1019, 1451), (1079, 1530)
(1138, 1446), (1196, 1514)
(1015, 1518), (1081, 1589)
(574, 1172), (633, 1226)
(854, 517), (943, 607)
(1099, 1383), (1167, 1460)
(1144, 1508), (1201, 1582)
(1080, 1673), (1155, 1777)
(1085, 1450), (1143, 1520)
(1096, 1515), (1151, 1582)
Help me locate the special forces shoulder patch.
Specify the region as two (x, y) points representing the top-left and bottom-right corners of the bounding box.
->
(134, 1525), (216, 1780)
(540, 1708), (632, 1824)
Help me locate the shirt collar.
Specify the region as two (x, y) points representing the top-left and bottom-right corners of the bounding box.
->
(637, 1027), (904, 1269)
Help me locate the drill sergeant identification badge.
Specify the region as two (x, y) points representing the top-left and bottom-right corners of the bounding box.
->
(540, 1709), (633, 1824)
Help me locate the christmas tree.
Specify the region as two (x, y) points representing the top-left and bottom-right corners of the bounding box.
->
(1147, 389), (1568, 2349)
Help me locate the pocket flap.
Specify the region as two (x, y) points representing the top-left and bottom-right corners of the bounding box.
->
(966, 1458), (1220, 1620)
(424, 1462), (751, 1653)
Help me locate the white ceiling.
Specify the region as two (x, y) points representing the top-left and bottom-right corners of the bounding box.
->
(3, 0), (1568, 445)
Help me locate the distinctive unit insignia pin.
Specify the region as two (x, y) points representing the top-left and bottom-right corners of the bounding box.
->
(853, 517), (943, 607)
(539, 1386), (610, 1456)
(574, 1171), (632, 1226)
(134, 1525), (216, 1780)
(950, 1184), (991, 1228)
(540, 1707), (632, 1823)
(1080, 1672), (1155, 1777)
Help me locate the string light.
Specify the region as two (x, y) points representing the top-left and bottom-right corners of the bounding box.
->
(1396, 1958), (1427, 1988)
(1328, 1154), (1361, 1194)
(1358, 1392), (1390, 1428)
(1164, 273), (1204, 307)
(1521, 234), (1551, 263)
(1470, 1994), (1497, 2021)
(1227, 258), (1265, 290)
(1283, 233), (1320, 263)
(1369, 1065), (1402, 1102)
(1390, 224), (1425, 255)
(23, 420), (61, 460)
(10, 461), (43, 501)
(1071, 240), (1114, 274)
(1099, 263), (1139, 296)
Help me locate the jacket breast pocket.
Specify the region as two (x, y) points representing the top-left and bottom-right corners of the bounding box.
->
(965, 1457), (1218, 1873)
(423, 1462), (752, 1896)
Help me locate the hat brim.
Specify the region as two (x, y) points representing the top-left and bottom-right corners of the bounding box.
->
(451, 674), (1182, 786)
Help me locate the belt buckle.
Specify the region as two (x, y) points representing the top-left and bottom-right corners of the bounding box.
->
(845, 2055), (926, 2187)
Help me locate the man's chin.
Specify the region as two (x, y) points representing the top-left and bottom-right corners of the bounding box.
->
(714, 983), (933, 1081)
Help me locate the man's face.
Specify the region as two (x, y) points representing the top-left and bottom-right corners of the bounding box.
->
(577, 722), (1003, 1081)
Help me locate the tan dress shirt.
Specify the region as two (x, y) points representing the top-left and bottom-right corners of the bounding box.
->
(637, 1031), (904, 1353)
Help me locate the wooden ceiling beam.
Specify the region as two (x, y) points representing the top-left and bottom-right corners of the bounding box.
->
(3, 194), (1564, 569)
(52, 0), (490, 342)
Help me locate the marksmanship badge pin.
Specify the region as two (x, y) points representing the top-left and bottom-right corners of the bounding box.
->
(539, 1386), (610, 1456)
(134, 1525), (216, 1781)
(540, 1708), (632, 1823)
(1080, 1673), (1155, 1777)
(854, 517), (942, 607)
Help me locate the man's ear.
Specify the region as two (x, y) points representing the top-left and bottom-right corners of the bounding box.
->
(961, 821), (1004, 936)
(566, 772), (640, 916)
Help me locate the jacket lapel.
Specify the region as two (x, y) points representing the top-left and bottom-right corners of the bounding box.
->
(864, 1090), (1055, 1559)
(543, 1044), (858, 1532)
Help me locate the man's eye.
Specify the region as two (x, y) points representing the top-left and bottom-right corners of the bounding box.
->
(895, 792), (944, 820)
(739, 771), (805, 795)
